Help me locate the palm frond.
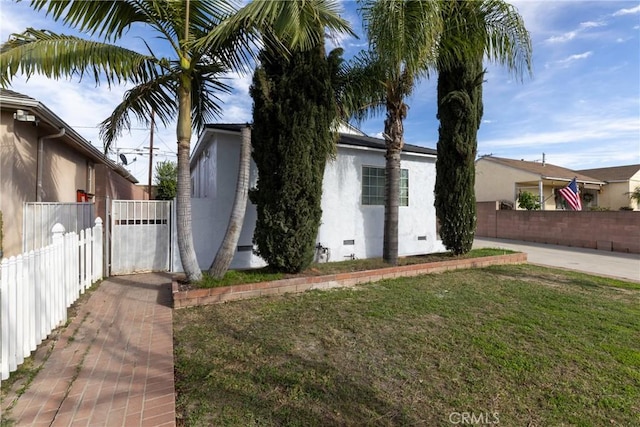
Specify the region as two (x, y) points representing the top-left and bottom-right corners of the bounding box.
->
(190, 63), (233, 134)
(436, 0), (532, 80)
(481, 0), (532, 79)
(194, 0), (354, 56)
(28, 0), (147, 41)
(99, 73), (178, 149)
(340, 51), (388, 123)
(359, 0), (442, 81)
(0, 29), (160, 87)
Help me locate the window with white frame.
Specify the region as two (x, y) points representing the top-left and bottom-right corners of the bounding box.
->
(362, 166), (408, 206)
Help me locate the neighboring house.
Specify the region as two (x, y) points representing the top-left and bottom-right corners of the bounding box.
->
(577, 164), (640, 211)
(0, 88), (146, 257)
(475, 156), (605, 210)
(186, 123), (445, 270)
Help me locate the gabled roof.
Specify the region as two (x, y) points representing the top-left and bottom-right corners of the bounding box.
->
(477, 156), (604, 184)
(202, 123), (437, 156)
(577, 164), (640, 182)
(0, 88), (137, 183)
(0, 88), (35, 101)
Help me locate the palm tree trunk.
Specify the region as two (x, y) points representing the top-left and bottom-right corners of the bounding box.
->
(176, 78), (202, 281)
(384, 148), (401, 265)
(209, 125), (251, 278)
(383, 100), (404, 266)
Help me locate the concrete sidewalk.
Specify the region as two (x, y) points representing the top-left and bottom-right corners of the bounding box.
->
(1, 273), (175, 427)
(474, 238), (640, 282)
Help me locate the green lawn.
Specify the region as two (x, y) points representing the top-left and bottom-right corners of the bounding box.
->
(173, 264), (640, 426)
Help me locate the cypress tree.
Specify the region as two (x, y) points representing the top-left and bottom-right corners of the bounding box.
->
(434, 1), (484, 255)
(434, 57), (483, 255)
(435, 0), (532, 255)
(249, 42), (337, 273)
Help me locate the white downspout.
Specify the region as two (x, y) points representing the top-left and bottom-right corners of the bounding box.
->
(37, 128), (66, 201)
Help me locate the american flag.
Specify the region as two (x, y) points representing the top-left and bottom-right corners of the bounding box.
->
(558, 178), (582, 211)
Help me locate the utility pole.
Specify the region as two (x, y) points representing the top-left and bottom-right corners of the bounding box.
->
(148, 109), (155, 199)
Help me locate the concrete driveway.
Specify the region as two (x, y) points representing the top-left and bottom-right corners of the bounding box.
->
(474, 238), (640, 283)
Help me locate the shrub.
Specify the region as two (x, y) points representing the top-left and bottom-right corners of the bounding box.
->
(517, 191), (541, 210)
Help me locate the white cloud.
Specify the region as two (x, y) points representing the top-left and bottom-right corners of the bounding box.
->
(564, 51), (593, 61)
(613, 5), (640, 16)
(579, 21), (605, 29)
(547, 51), (593, 68)
(0, 3), (42, 40)
(545, 19), (607, 44)
(221, 71), (253, 96)
(481, 116), (639, 150)
(546, 31), (577, 43)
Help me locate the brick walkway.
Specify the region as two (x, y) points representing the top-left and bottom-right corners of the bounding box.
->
(4, 273), (175, 426)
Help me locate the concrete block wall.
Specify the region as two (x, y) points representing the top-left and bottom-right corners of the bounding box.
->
(476, 202), (640, 254)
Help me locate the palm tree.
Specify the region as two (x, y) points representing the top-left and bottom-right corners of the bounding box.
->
(346, 0), (442, 265)
(434, 0), (532, 254)
(1, 0), (351, 281)
(208, 124), (251, 278)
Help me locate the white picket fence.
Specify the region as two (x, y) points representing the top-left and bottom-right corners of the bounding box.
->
(0, 218), (104, 384)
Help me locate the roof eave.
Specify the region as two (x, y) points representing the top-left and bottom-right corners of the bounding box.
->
(2, 93), (138, 184)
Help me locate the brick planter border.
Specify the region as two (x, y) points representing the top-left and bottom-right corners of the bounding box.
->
(172, 253), (527, 309)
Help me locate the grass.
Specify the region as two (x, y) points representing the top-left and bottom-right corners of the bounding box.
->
(190, 248), (515, 289)
(173, 264), (640, 426)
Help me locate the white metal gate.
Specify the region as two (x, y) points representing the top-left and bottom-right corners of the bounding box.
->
(23, 202), (95, 252)
(110, 200), (172, 275)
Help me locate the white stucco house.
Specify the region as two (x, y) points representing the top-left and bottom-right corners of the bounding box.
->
(184, 123), (445, 270)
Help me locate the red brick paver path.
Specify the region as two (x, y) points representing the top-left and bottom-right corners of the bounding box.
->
(6, 273), (175, 426)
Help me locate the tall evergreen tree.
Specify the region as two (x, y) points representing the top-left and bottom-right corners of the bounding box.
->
(434, 47), (483, 255)
(250, 40), (337, 273)
(434, 0), (532, 255)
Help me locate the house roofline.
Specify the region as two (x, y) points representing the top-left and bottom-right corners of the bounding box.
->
(193, 123), (437, 169)
(1, 91), (138, 184)
(477, 156), (605, 185)
(539, 176), (605, 185)
(336, 142), (436, 159)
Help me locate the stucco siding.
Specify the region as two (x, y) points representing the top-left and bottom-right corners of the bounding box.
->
(182, 131), (445, 271)
(1, 113), (38, 257)
(631, 176), (640, 210)
(599, 181), (635, 210)
(318, 146), (444, 261)
(94, 164), (149, 217)
(475, 159), (539, 204)
(41, 137), (90, 202)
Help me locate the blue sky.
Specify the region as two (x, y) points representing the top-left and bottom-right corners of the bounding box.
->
(1, 0), (638, 184)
